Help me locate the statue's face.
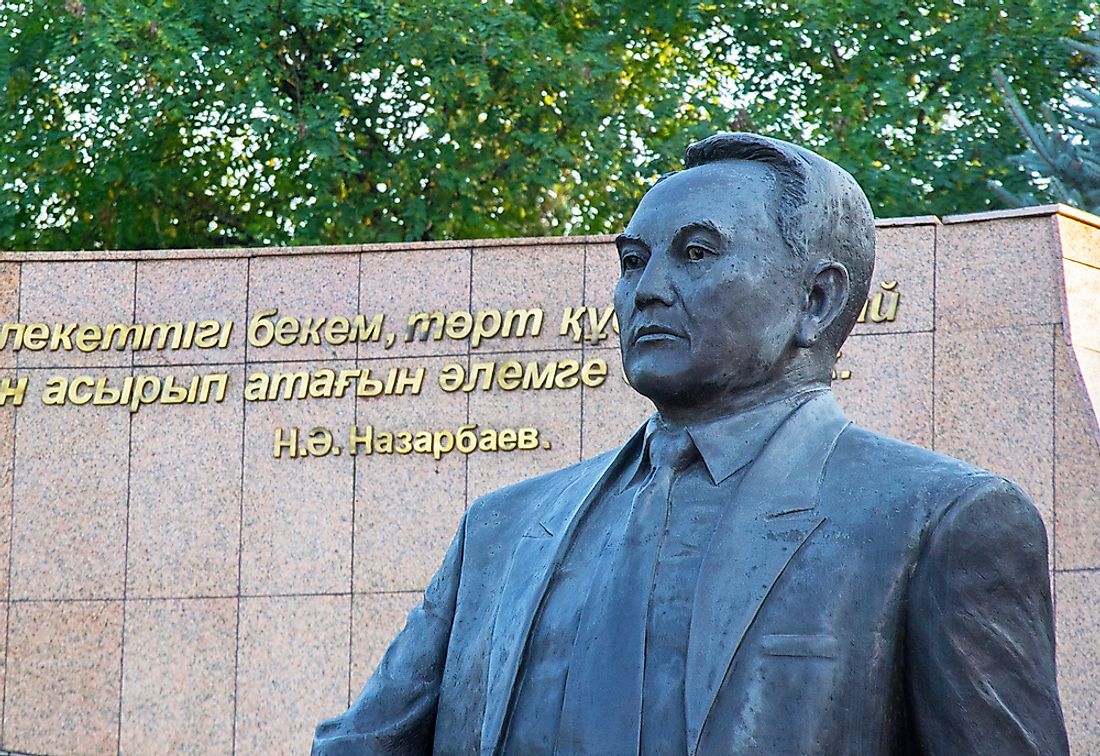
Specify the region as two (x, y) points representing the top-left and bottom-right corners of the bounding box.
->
(614, 160), (806, 419)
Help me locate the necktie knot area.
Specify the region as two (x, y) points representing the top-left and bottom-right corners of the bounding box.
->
(647, 427), (696, 471)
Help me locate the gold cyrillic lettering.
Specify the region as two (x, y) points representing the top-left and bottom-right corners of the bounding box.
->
(21, 323), (49, 350)
(496, 361), (523, 390)
(0, 376), (28, 406)
(66, 376), (95, 405)
(581, 358), (608, 387)
(439, 363), (464, 392)
(464, 362), (495, 392)
(406, 311), (445, 342)
(273, 427), (299, 459)
(559, 307), (585, 342)
(444, 311), (473, 340)
(249, 308), (279, 347)
(554, 359), (581, 389)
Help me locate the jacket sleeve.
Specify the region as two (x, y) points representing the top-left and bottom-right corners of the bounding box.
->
(906, 476), (1069, 755)
(312, 512), (468, 756)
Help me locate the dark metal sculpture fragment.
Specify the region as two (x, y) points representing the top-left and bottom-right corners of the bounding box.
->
(313, 133), (1069, 755)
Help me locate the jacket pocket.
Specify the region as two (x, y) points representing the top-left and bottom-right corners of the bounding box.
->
(761, 633), (839, 658)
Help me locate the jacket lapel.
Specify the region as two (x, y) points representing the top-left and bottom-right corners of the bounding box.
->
(685, 394), (850, 754)
(480, 426), (647, 755)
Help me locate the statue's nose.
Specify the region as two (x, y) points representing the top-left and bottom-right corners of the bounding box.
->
(633, 253), (676, 308)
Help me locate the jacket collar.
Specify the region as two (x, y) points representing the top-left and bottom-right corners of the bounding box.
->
(623, 387), (828, 491)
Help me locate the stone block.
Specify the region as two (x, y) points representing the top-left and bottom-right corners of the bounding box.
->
(359, 248), (471, 359)
(581, 240), (623, 354)
(354, 357), (467, 593)
(240, 361), (355, 596)
(11, 368), (130, 600)
(119, 598), (236, 755)
(0, 400), (12, 601)
(3, 600), (123, 755)
(1056, 213), (1100, 269)
(18, 260), (135, 368)
(852, 223), (935, 335)
(470, 243), (585, 355)
(937, 217), (1061, 331)
(1076, 346), (1100, 414)
(235, 595), (348, 756)
(127, 367), (243, 597)
(1056, 570), (1100, 756)
(1062, 258), (1100, 353)
(134, 257), (248, 366)
(1055, 339), (1100, 571)
(247, 254), (359, 363)
(934, 325), (1054, 551)
(0, 263), (19, 369)
(832, 331), (933, 448)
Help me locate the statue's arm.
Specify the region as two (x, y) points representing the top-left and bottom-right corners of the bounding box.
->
(906, 476), (1069, 755)
(312, 512), (468, 756)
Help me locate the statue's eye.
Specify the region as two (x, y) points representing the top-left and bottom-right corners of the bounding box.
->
(686, 244), (707, 261)
(621, 252), (644, 272)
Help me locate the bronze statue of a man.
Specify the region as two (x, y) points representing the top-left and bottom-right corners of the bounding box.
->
(313, 133), (1069, 755)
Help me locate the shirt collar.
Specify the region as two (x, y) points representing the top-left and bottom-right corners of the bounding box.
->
(625, 387), (827, 490)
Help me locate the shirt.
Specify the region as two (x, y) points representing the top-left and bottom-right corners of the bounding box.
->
(503, 389), (824, 753)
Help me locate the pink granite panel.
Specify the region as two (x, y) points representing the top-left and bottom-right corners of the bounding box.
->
(470, 243), (585, 355)
(354, 357), (467, 593)
(248, 254), (359, 363)
(3, 600), (123, 755)
(241, 361), (355, 595)
(832, 332), (934, 447)
(1076, 346), (1100, 420)
(119, 598), (236, 755)
(934, 325), (1054, 550)
(1056, 213), (1100, 269)
(0, 600), (5, 734)
(582, 241), (624, 353)
(18, 260), (135, 368)
(1056, 571), (1100, 755)
(465, 350), (583, 501)
(937, 217), (1061, 330)
(11, 368), (130, 600)
(1054, 339), (1100, 571)
(359, 248), (471, 359)
(584, 241), (620, 306)
(235, 595), (348, 756)
(852, 223), (934, 335)
(1062, 259), (1100, 353)
(350, 592), (421, 700)
(580, 351), (654, 457)
(0, 263), (18, 369)
(127, 367), (242, 597)
(0, 400), (12, 601)
(134, 258), (247, 366)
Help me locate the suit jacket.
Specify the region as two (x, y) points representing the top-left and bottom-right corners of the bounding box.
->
(313, 393), (1069, 755)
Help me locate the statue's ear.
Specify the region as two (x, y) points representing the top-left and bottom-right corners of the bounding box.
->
(796, 261), (849, 348)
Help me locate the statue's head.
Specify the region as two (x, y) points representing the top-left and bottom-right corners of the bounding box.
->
(614, 132), (875, 422)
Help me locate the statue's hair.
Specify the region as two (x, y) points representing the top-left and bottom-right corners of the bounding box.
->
(666, 132), (876, 352)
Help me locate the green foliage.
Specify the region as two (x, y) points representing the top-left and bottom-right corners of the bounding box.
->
(0, 0), (1089, 250)
(992, 31), (1100, 213)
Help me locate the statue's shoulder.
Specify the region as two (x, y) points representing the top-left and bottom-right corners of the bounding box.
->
(828, 422), (1036, 518)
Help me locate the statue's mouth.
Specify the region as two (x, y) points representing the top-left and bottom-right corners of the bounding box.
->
(634, 324), (684, 343)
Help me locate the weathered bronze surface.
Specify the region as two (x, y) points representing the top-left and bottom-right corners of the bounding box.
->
(312, 133), (1068, 755)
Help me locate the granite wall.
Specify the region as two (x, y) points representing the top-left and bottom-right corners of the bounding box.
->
(0, 204), (1097, 755)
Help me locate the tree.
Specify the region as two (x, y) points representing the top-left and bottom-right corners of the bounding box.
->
(0, 0), (1089, 250)
(991, 31), (1100, 213)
